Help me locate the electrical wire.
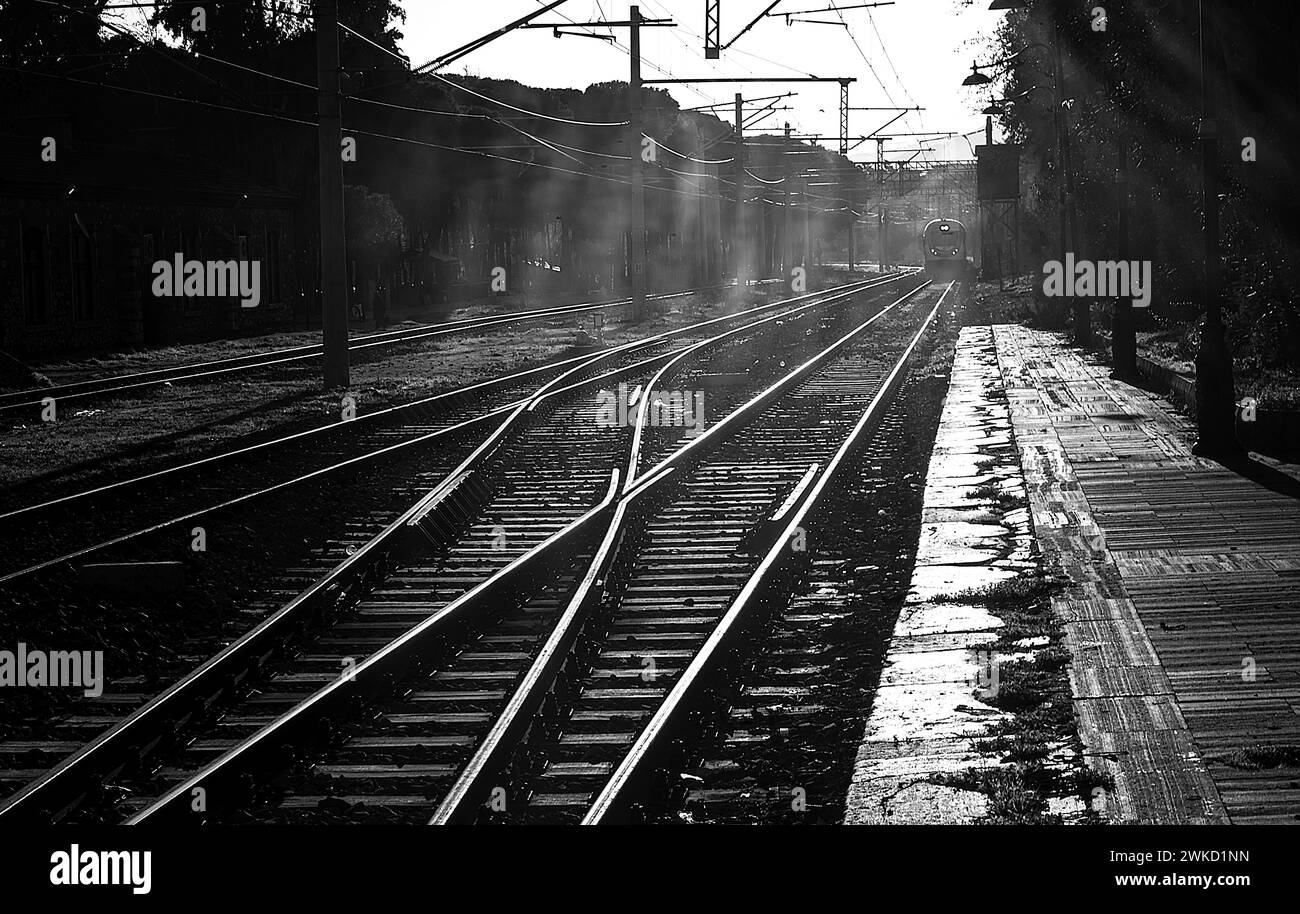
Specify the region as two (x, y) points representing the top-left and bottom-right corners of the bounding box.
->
(0, 63), (319, 129)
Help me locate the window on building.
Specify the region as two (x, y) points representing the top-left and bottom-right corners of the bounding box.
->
(72, 222), (95, 321)
(21, 225), (48, 325)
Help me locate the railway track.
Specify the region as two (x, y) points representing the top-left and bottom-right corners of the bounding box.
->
(0, 277), (904, 583)
(444, 281), (955, 825)
(0, 285), (730, 419)
(0, 273), (926, 824)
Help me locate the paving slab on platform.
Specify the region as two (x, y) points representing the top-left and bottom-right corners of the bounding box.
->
(993, 324), (1300, 824)
(847, 322), (1300, 825)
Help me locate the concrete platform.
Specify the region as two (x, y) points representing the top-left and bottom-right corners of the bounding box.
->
(844, 326), (1027, 824)
(845, 322), (1300, 825)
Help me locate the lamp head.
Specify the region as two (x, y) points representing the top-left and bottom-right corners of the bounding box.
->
(962, 63), (991, 86)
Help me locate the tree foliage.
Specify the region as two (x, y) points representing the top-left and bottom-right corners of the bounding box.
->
(988, 2), (1300, 375)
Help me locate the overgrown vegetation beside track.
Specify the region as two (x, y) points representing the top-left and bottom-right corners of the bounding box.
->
(933, 574), (1111, 824)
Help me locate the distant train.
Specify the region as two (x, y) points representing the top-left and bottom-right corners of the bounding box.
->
(922, 218), (976, 282)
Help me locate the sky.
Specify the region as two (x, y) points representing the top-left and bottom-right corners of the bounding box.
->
(394, 1), (1006, 162)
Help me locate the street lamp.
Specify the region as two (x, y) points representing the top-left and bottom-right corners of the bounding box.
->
(977, 1), (1084, 343)
(980, 87), (1038, 115)
(963, 62), (991, 86)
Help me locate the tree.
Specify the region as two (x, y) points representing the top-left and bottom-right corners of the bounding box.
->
(148, 0), (404, 55)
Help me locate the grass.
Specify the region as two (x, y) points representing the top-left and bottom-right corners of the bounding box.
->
(928, 562), (1106, 822)
(933, 767), (1053, 824)
(966, 478), (1029, 513)
(1217, 745), (1300, 770)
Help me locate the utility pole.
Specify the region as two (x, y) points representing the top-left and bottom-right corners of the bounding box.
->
(692, 122), (707, 287)
(983, 115), (994, 283)
(795, 175), (806, 275)
(629, 6), (648, 319)
(733, 92), (746, 299)
(525, 9), (670, 314)
(847, 168), (857, 274)
(705, 0), (721, 58)
(839, 79), (850, 155)
(1051, 16), (1086, 346)
(638, 75), (853, 294)
(782, 122), (792, 292)
(316, 0), (348, 389)
(877, 138), (886, 272)
(1111, 141), (1136, 378)
(710, 158), (723, 286)
(1193, 0), (1238, 454)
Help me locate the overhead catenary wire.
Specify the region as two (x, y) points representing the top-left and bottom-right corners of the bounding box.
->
(341, 92), (634, 162)
(15, 7), (868, 220)
(338, 21), (633, 128)
(194, 51), (316, 91)
(525, 0), (726, 109)
(6, 60), (755, 205)
(424, 71), (630, 128)
(0, 63), (320, 129)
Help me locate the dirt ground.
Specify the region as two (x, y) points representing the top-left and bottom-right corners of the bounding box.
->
(22, 289), (614, 383)
(0, 289), (751, 496)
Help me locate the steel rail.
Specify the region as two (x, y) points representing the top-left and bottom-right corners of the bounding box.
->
(1, 275), (900, 523)
(126, 469), (626, 824)
(0, 273), (909, 823)
(582, 281), (957, 824)
(0, 285), (717, 415)
(122, 277), (915, 826)
(620, 290), (866, 493)
(427, 278), (933, 823)
(0, 347), (598, 523)
(0, 276), (908, 585)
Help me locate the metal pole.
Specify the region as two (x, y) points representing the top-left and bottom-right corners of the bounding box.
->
(705, 0), (721, 58)
(629, 6), (648, 319)
(1052, 14), (1087, 346)
(316, 0), (349, 389)
(711, 159), (723, 286)
(847, 171), (857, 274)
(881, 204), (887, 273)
(877, 139), (886, 272)
(1111, 140), (1136, 377)
(795, 172), (806, 270)
(1193, 0), (1238, 454)
(733, 92), (746, 298)
(783, 122), (792, 291)
(693, 123), (707, 287)
(983, 115), (994, 282)
(839, 80), (850, 156)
